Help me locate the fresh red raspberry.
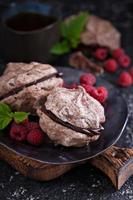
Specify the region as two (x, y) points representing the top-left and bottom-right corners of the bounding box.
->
(27, 122), (40, 131)
(104, 59), (118, 73)
(27, 129), (44, 146)
(20, 118), (29, 126)
(10, 124), (28, 142)
(13, 118), (29, 127)
(129, 67), (133, 79)
(118, 55), (131, 68)
(63, 82), (78, 89)
(94, 48), (108, 60)
(118, 72), (133, 87)
(90, 86), (108, 103)
(15, 119), (40, 132)
(63, 82), (68, 88)
(69, 83), (78, 89)
(112, 48), (124, 59)
(80, 73), (96, 86)
(97, 86), (108, 103)
(81, 84), (95, 94)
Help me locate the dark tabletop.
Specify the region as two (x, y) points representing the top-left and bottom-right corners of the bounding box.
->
(0, 0), (133, 200)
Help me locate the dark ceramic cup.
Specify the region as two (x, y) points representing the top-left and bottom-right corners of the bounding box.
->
(0, 1), (60, 62)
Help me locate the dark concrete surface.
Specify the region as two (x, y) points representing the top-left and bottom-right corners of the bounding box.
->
(0, 0), (133, 199)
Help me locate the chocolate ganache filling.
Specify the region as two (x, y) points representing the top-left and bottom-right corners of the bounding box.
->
(42, 99), (103, 137)
(0, 72), (62, 101)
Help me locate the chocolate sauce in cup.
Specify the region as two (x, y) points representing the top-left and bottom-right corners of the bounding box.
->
(5, 12), (57, 32)
(0, 1), (60, 62)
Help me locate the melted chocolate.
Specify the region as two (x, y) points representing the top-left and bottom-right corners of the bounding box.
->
(42, 102), (102, 137)
(0, 72), (62, 101)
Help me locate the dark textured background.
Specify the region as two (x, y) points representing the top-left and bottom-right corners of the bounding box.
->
(0, 0), (133, 200)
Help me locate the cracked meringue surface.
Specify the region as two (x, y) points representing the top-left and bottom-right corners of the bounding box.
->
(45, 86), (105, 129)
(37, 86), (105, 147)
(0, 62), (63, 113)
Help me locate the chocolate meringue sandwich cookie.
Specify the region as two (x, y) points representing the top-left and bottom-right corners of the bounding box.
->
(0, 62), (63, 113)
(37, 86), (105, 147)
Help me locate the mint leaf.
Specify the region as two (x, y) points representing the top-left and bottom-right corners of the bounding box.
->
(0, 115), (12, 130)
(51, 12), (88, 55)
(0, 103), (13, 129)
(66, 12), (88, 48)
(69, 37), (80, 49)
(51, 40), (70, 55)
(60, 22), (68, 38)
(0, 103), (12, 114)
(0, 103), (30, 129)
(13, 112), (29, 123)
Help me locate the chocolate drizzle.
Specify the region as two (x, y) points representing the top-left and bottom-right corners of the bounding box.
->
(42, 102), (102, 137)
(0, 72), (62, 101)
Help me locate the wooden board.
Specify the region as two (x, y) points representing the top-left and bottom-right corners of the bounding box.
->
(0, 144), (132, 189)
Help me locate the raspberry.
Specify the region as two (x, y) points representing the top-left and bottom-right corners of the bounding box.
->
(94, 48), (108, 60)
(68, 83), (78, 89)
(112, 48), (124, 59)
(80, 73), (96, 86)
(15, 119), (40, 131)
(27, 122), (40, 131)
(63, 82), (78, 89)
(104, 59), (118, 73)
(97, 86), (108, 103)
(10, 124), (28, 142)
(27, 129), (44, 146)
(118, 55), (131, 68)
(20, 118), (29, 126)
(63, 82), (68, 88)
(129, 67), (133, 79)
(81, 84), (95, 94)
(90, 86), (108, 103)
(118, 72), (132, 87)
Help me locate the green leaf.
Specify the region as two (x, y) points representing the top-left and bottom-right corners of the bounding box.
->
(51, 40), (70, 55)
(0, 115), (12, 130)
(51, 12), (88, 55)
(60, 22), (68, 38)
(0, 103), (29, 130)
(0, 103), (13, 129)
(13, 112), (30, 123)
(0, 103), (12, 114)
(65, 12), (88, 48)
(69, 37), (80, 48)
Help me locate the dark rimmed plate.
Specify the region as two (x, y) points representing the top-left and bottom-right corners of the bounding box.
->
(0, 67), (128, 164)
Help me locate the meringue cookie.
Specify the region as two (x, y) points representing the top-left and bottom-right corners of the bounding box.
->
(0, 62), (63, 113)
(37, 86), (105, 147)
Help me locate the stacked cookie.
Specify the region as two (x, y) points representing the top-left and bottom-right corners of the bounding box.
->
(0, 62), (105, 147)
(0, 62), (63, 113)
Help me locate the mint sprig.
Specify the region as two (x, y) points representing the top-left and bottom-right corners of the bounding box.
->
(51, 12), (88, 55)
(0, 103), (29, 130)
(0, 114), (12, 130)
(13, 112), (29, 123)
(51, 40), (70, 55)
